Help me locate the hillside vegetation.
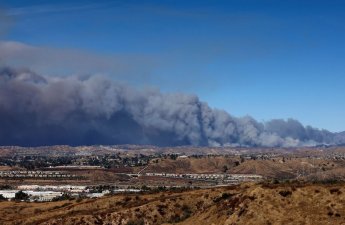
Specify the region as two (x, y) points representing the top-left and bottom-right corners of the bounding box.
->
(1, 182), (345, 225)
(143, 156), (345, 181)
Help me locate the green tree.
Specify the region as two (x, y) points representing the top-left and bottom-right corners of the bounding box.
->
(0, 194), (6, 201)
(14, 191), (29, 201)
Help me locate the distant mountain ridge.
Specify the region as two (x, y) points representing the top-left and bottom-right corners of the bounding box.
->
(335, 131), (345, 145)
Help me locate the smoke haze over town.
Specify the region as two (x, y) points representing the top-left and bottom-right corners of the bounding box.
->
(0, 66), (343, 147)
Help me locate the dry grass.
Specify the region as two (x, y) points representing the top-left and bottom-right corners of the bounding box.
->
(0, 182), (345, 225)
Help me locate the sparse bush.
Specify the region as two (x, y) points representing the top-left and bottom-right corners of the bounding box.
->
(238, 207), (247, 217)
(174, 202), (181, 208)
(248, 195), (256, 201)
(34, 208), (43, 213)
(169, 214), (181, 223)
(157, 204), (167, 215)
(157, 186), (166, 192)
(126, 219), (144, 225)
(314, 178), (341, 185)
(213, 192), (233, 203)
(181, 204), (192, 218)
(52, 193), (74, 201)
(330, 188), (342, 195)
(51, 206), (61, 210)
(61, 202), (73, 207)
(196, 200), (204, 209)
(221, 193), (232, 199)
(123, 196), (132, 202)
(0, 185), (12, 190)
(141, 185), (150, 191)
(279, 190), (292, 197)
(181, 204), (190, 211)
(272, 179), (280, 184)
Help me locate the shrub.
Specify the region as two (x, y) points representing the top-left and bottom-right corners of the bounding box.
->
(330, 188), (342, 195)
(34, 208), (43, 213)
(123, 196), (132, 202)
(126, 219), (144, 225)
(141, 185), (150, 191)
(52, 193), (75, 201)
(14, 191), (29, 201)
(0, 194), (7, 201)
(181, 204), (192, 217)
(61, 202), (73, 207)
(169, 214), (181, 223)
(213, 192), (233, 203)
(196, 200), (204, 209)
(278, 190), (292, 197)
(157, 204), (167, 215)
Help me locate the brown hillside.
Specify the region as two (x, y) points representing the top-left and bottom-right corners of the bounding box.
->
(145, 156), (237, 173)
(1, 182), (345, 225)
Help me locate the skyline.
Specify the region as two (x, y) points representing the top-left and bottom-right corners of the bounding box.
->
(0, 0), (345, 132)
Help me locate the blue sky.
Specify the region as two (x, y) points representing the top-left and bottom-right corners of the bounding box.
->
(0, 0), (344, 132)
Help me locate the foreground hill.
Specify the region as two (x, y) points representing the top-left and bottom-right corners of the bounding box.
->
(1, 182), (345, 225)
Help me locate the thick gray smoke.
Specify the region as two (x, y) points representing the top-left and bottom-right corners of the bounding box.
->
(0, 67), (341, 147)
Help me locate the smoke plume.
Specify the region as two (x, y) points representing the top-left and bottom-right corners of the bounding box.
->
(0, 67), (341, 147)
